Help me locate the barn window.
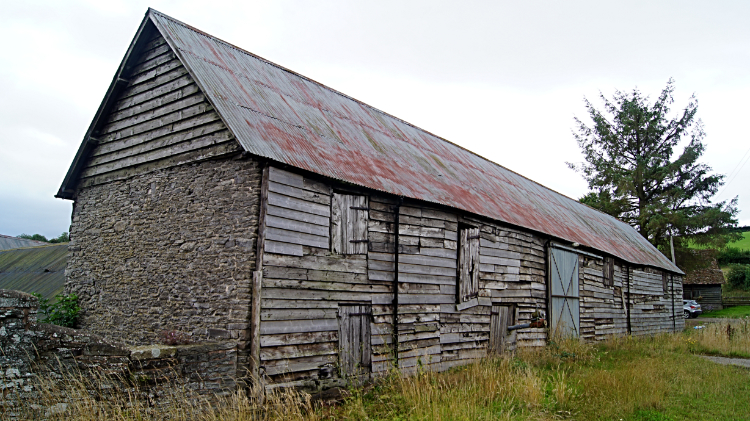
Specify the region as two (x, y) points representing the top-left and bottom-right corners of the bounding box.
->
(662, 271), (668, 292)
(331, 193), (368, 254)
(457, 227), (480, 303)
(603, 257), (614, 287)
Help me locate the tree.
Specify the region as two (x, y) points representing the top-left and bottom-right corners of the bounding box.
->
(17, 232), (69, 243)
(568, 79), (740, 253)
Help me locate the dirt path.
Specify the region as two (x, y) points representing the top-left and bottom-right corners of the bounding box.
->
(700, 355), (750, 369)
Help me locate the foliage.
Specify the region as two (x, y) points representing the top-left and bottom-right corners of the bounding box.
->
(32, 293), (80, 328)
(17, 232), (70, 244)
(726, 264), (750, 290)
(569, 79), (740, 252)
(717, 246), (750, 266)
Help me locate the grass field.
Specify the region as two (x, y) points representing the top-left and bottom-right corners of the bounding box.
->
(10, 324), (750, 421)
(729, 231), (750, 250)
(700, 306), (750, 319)
(688, 231), (750, 251)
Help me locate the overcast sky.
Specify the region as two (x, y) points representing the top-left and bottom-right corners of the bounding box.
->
(1, 0), (748, 239)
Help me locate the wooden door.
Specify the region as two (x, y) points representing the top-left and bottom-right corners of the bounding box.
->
(489, 305), (514, 354)
(338, 304), (372, 378)
(549, 247), (580, 338)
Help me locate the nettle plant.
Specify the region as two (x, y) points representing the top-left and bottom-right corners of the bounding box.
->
(32, 293), (81, 328)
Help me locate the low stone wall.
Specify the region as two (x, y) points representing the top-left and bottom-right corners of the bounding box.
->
(0, 290), (239, 417)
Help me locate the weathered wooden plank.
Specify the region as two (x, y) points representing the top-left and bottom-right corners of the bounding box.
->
(89, 127), (232, 168)
(260, 319), (339, 334)
(263, 254), (367, 273)
(116, 74), (194, 110)
(263, 279), (391, 293)
(261, 308), (339, 321)
(398, 263), (455, 277)
(399, 254), (457, 269)
(268, 166), (330, 195)
(260, 331), (337, 347)
(399, 294), (455, 304)
(262, 288), (382, 302)
(268, 191), (330, 217)
(399, 273), (455, 286)
(266, 204), (329, 227)
(102, 92), (207, 134)
(268, 181), (331, 205)
(260, 342), (337, 360)
(266, 214), (329, 237)
(108, 83), (201, 124)
(82, 130), (234, 178)
(264, 240), (303, 257)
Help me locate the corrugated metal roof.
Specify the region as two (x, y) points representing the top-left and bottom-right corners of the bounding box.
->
(58, 9), (682, 274)
(0, 244), (68, 300)
(0, 234), (49, 251)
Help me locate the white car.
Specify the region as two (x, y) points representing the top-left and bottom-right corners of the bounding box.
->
(683, 300), (702, 319)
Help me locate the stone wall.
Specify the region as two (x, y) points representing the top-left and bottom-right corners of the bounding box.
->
(65, 156), (262, 345)
(0, 290), (238, 418)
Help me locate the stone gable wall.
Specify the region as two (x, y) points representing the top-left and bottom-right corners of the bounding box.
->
(65, 156), (262, 345)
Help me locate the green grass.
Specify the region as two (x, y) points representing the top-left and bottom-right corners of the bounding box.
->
(321, 333), (750, 421)
(688, 231), (750, 251)
(730, 231), (750, 251)
(14, 331), (750, 421)
(700, 305), (750, 318)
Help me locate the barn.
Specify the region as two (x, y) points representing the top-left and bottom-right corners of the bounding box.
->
(56, 9), (684, 391)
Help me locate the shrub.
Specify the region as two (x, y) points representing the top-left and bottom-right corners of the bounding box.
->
(32, 293), (80, 328)
(726, 264), (750, 290)
(717, 247), (750, 266)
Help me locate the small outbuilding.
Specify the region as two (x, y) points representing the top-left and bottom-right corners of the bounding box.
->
(56, 9), (684, 391)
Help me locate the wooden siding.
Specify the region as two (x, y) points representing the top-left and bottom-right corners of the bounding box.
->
(579, 258), (684, 340)
(683, 284), (722, 310)
(79, 32), (240, 188)
(256, 165), (683, 390)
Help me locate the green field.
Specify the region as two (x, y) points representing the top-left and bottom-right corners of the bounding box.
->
(688, 231), (750, 251)
(729, 231), (750, 250)
(700, 305), (750, 318)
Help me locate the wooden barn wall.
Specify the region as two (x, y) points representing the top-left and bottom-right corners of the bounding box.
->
(256, 166), (682, 390)
(78, 31), (241, 189)
(258, 167), (549, 389)
(683, 284), (722, 310)
(579, 259), (684, 340)
(628, 268), (684, 335)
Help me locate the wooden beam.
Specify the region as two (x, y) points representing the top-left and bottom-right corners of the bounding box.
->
(250, 165), (270, 389)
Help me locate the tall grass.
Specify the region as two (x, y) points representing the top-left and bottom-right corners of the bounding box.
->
(4, 327), (750, 420)
(1, 367), (320, 421)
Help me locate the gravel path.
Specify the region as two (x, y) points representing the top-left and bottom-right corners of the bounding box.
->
(700, 355), (750, 368)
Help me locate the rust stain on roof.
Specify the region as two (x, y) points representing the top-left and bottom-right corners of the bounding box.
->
(59, 9), (682, 274)
(148, 10), (681, 274)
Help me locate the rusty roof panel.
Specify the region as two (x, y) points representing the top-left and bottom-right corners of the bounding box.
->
(148, 11), (680, 273)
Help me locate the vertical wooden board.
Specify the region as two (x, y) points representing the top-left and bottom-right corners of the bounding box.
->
(458, 227), (480, 303)
(489, 305), (512, 354)
(331, 193), (344, 254)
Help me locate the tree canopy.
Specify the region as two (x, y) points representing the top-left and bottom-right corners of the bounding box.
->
(18, 232), (70, 244)
(569, 79), (740, 253)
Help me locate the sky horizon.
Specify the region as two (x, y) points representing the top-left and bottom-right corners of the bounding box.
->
(1, 0), (748, 240)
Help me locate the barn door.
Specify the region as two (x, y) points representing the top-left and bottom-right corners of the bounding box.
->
(549, 246), (580, 338)
(338, 304), (372, 378)
(489, 305), (514, 354)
